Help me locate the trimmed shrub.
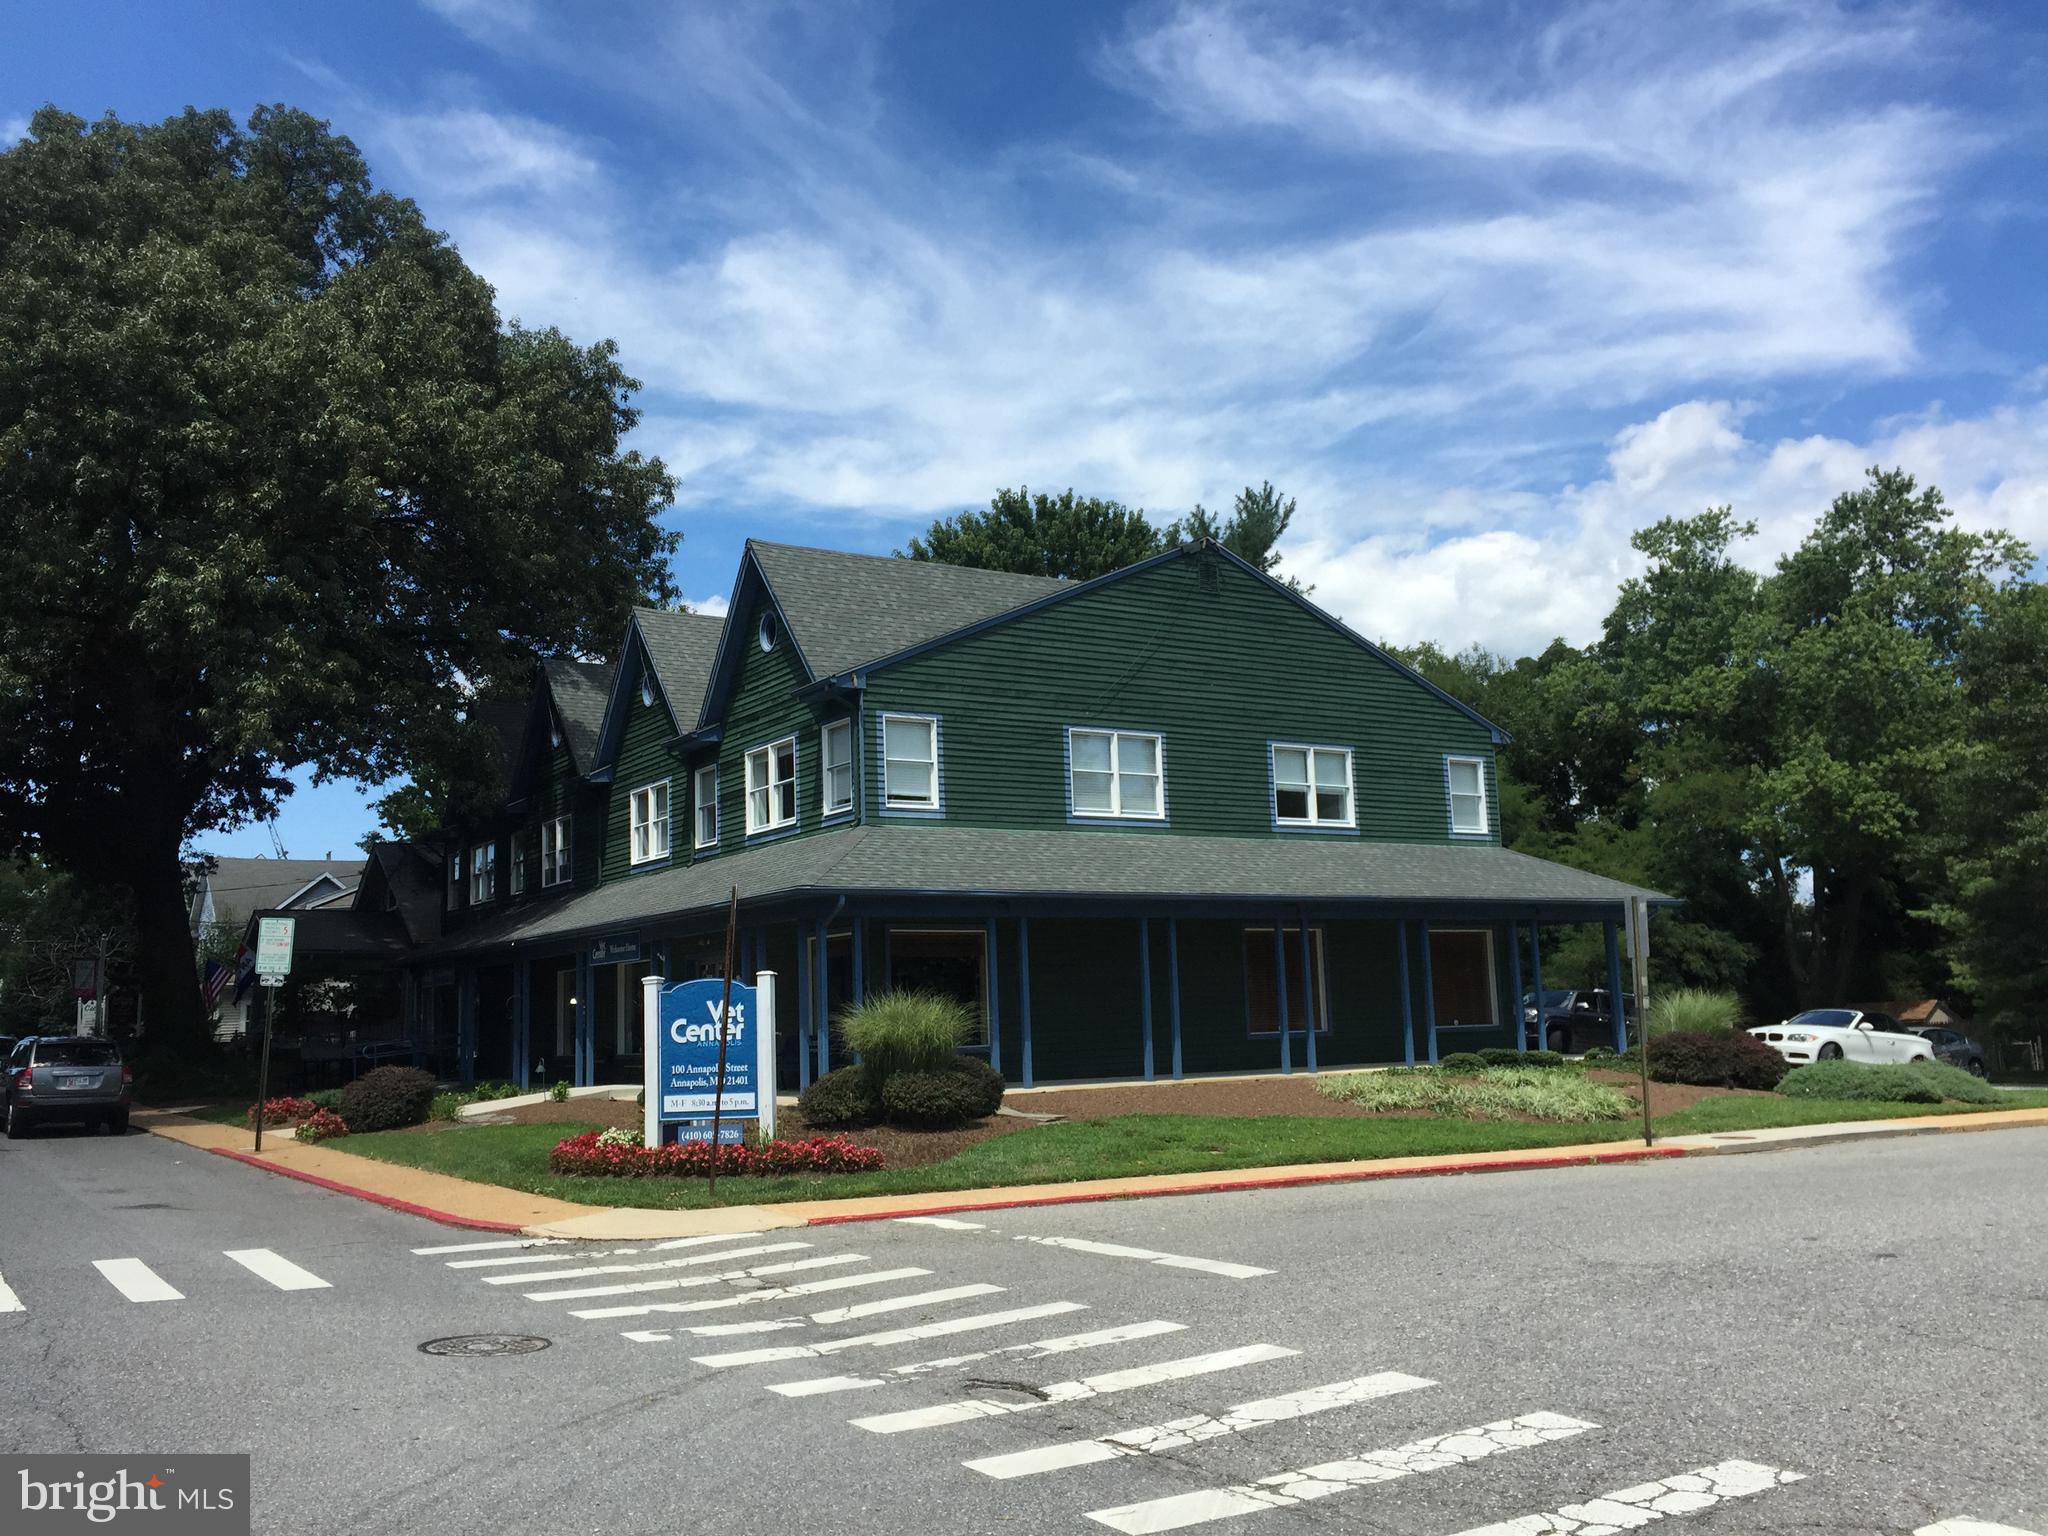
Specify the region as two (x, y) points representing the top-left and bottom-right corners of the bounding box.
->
(474, 1081), (522, 1101)
(307, 1088), (344, 1112)
(430, 1092), (467, 1122)
(1645, 988), (1744, 1038)
(1646, 1030), (1788, 1090)
(881, 1068), (988, 1129)
(950, 1055), (1007, 1118)
(549, 1080), (571, 1103)
(548, 1130), (883, 1179)
(1778, 1059), (2002, 1105)
(1439, 1052), (1488, 1073)
(841, 991), (976, 1084)
(337, 1065), (438, 1133)
(295, 1108), (348, 1143)
(799, 1064), (882, 1128)
(1478, 1047), (1566, 1069)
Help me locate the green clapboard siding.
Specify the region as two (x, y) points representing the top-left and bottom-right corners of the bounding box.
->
(603, 640), (682, 882)
(863, 551), (1500, 843)
(700, 586), (856, 862)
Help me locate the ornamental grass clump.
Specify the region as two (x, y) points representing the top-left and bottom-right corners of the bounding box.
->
(841, 991), (976, 1080)
(1318, 1066), (1632, 1123)
(1644, 988), (1744, 1038)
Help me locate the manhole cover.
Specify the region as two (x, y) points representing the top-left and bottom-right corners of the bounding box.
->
(419, 1334), (552, 1358)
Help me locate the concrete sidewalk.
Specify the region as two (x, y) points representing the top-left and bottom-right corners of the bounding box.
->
(138, 1104), (2048, 1241)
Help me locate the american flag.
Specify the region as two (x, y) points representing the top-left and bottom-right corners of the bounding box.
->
(200, 958), (232, 1012)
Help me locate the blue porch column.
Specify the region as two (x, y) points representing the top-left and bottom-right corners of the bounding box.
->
(1138, 918), (1155, 1081)
(1508, 921), (1525, 1054)
(1272, 921), (1292, 1074)
(457, 969), (478, 1086)
(1604, 917), (1627, 1053)
(1529, 922), (1547, 1052)
(815, 914), (831, 1082)
(984, 917), (1002, 1080)
(574, 951), (594, 1087)
(1297, 915), (1318, 1075)
(1166, 918), (1184, 1080)
(796, 924), (813, 1091)
(1396, 920), (1415, 1066)
(510, 962), (528, 1090)
(851, 917), (866, 1006)
(1017, 917), (1035, 1089)
(1420, 923), (1439, 1065)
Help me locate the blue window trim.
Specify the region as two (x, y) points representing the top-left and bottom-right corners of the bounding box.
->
(1240, 924), (1332, 1038)
(744, 734), (802, 840)
(1063, 724), (1170, 828)
(1443, 753), (1493, 840)
(819, 716), (856, 825)
(691, 762), (719, 854)
(876, 711), (945, 820)
(1267, 740), (1359, 835)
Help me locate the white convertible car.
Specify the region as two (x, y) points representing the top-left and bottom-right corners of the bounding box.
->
(1748, 1009), (1938, 1067)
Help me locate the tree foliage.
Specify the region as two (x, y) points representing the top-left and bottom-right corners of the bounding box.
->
(0, 105), (679, 1051)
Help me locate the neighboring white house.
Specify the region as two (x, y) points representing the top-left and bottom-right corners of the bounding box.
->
(188, 856), (366, 1040)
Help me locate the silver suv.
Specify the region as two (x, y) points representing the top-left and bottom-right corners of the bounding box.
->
(4, 1036), (132, 1137)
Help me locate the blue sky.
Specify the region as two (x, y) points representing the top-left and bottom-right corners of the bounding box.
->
(7, 0), (2046, 863)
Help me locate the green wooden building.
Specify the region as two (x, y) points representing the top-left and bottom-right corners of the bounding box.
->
(413, 538), (1661, 1089)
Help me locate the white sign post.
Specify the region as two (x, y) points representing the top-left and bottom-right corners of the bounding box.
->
(641, 973), (664, 1148)
(251, 917), (296, 1153)
(755, 970), (778, 1143)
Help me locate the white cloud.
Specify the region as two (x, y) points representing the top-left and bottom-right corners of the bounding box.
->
(419, 0), (538, 44)
(1, 115), (30, 145)
(376, 108), (600, 202)
(687, 592), (731, 619)
(1293, 395), (2048, 656)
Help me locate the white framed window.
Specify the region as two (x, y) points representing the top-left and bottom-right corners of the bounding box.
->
(1244, 927), (1330, 1035)
(881, 714), (939, 810)
(510, 833), (528, 896)
(1067, 727), (1164, 820)
(693, 764), (719, 849)
(629, 781), (671, 864)
(821, 719), (853, 815)
(1447, 756), (1489, 836)
(745, 738), (798, 835)
(1272, 743), (1354, 829)
(447, 846), (463, 908)
(540, 814), (572, 887)
(469, 841), (496, 903)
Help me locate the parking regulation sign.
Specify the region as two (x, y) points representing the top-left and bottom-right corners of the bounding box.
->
(254, 916), (296, 983)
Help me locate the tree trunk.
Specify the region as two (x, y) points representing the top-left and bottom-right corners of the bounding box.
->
(1825, 871), (1870, 1003)
(129, 819), (209, 1057)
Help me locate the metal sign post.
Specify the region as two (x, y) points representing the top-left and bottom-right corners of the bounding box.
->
(1628, 896), (1653, 1148)
(252, 917), (296, 1154)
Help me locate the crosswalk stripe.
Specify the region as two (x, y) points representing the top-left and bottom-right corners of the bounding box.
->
(1015, 1235), (1273, 1280)
(571, 1265), (932, 1320)
(412, 1238), (565, 1256)
(1083, 1410), (1598, 1534)
(697, 1302), (1088, 1367)
(223, 1249), (331, 1292)
(93, 1258), (184, 1304)
(766, 1320), (1188, 1398)
(0, 1271), (23, 1313)
(967, 1370), (1436, 1481)
(525, 1253), (859, 1302)
(1916, 1522), (2046, 1535)
(485, 1240), (809, 1285)
(452, 1231), (766, 1270)
(1446, 1459), (1805, 1535)
(851, 1343), (1300, 1435)
(672, 1283), (1008, 1338)
(894, 1216), (987, 1230)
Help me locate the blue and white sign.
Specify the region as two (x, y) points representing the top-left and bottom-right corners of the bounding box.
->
(589, 934), (642, 966)
(641, 971), (779, 1147)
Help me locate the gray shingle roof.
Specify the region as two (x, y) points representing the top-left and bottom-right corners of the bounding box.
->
(541, 658), (614, 773)
(749, 541), (1066, 679)
(633, 607), (727, 730)
(427, 827), (1666, 956)
(190, 857), (368, 931)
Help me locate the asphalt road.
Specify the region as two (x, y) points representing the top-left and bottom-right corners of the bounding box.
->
(2, 1122), (2044, 1536)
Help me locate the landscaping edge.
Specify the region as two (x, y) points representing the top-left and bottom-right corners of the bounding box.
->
(142, 1101), (2048, 1237)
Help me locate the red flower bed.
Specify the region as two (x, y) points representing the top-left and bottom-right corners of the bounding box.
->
(294, 1108), (349, 1143)
(246, 1096), (318, 1128)
(548, 1130), (884, 1179)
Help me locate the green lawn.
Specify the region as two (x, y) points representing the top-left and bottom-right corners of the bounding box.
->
(333, 1091), (2048, 1211)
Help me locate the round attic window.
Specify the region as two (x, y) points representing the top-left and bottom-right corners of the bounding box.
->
(549, 721), (562, 748)
(640, 677), (655, 707)
(758, 612), (780, 652)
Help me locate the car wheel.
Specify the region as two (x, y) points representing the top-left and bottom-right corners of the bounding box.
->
(1546, 1026), (1570, 1055)
(1818, 1043), (1843, 1061)
(1966, 1059), (1987, 1078)
(106, 1109), (129, 1135)
(4, 1102), (27, 1139)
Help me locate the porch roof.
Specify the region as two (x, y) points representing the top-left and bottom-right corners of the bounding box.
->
(424, 826), (1669, 960)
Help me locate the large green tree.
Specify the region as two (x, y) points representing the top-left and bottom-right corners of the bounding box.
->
(901, 486), (1163, 581)
(0, 105), (678, 1054)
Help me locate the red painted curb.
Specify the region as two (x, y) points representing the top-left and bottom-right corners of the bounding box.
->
(207, 1147), (526, 1232)
(805, 1143), (1692, 1225)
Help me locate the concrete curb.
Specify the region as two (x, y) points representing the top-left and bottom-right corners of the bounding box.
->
(206, 1147), (526, 1232)
(802, 1144), (1692, 1225)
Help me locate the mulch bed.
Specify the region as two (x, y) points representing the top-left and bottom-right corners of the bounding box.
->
(1585, 1068), (1775, 1117)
